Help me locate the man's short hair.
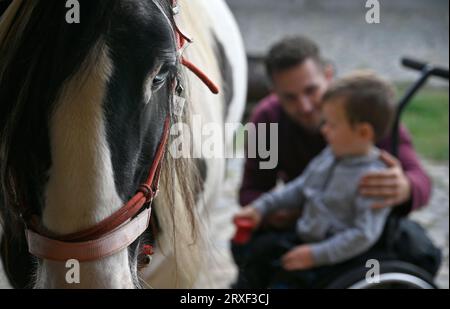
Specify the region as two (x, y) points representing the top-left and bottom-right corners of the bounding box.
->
(323, 71), (396, 142)
(265, 36), (326, 79)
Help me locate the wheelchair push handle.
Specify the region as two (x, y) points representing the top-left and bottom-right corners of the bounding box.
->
(391, 58), (449, 157)
(402, 58), (449, 80)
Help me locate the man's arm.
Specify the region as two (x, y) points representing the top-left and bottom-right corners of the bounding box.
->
(396, 126), (432, 212)
(362, 125), (432, 214)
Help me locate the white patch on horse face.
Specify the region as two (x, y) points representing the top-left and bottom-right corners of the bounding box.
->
(41, 42), (135, 288)
(35, 253), (136, 289)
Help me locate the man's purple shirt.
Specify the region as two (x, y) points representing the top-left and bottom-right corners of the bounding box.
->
(239, 94), (432, 213)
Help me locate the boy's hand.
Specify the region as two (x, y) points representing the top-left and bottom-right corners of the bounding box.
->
(234, 205), (262, 228)
(359, 151), (412, 209)
(282, 245), (315, 271)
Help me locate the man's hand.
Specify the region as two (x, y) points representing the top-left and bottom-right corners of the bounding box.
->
(282, 245), (315, 271)
(234, 205), (263, 228)
(359, 151), (412, 209)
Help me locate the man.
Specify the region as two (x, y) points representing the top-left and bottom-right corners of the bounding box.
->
(232, 36), (435, 288)
(240, 36), (431, 221)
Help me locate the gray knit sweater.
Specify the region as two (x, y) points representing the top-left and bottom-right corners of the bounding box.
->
(253, 147), (391, 266)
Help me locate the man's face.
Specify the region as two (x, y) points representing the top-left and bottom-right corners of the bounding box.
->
(271, 58), (332, 131)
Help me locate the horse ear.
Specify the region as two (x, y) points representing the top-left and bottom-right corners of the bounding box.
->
(0, 0), (13, 17)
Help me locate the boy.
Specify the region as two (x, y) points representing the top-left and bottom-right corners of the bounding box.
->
(234, 71), (397, 288)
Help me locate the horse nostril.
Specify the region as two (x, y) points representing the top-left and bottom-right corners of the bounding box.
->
(144, 255), (153, 265)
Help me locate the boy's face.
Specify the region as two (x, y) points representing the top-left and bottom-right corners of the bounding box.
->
(321, 98), (373, 157)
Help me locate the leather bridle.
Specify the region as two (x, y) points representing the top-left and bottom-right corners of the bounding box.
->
(25, 0), (218, 263)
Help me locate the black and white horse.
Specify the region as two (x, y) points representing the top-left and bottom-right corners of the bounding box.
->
(0, 0), (246, 288)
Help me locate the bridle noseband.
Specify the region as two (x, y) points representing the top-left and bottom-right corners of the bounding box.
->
(25, 0), (218, 263)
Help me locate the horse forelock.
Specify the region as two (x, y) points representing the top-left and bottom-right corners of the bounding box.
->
(0, 0), (118, 223)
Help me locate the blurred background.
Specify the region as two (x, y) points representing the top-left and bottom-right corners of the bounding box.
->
(229, 0), (449, 159)
(198, 0), (449, 289)
(229, 0), (448, 83)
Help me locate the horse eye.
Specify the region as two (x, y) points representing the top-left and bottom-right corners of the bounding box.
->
(152, 64), (172, 91)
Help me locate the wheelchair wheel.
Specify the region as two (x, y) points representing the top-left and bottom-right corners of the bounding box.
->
(325, 261), (438, 289)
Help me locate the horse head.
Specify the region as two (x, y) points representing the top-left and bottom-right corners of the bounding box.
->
(0, 0), (204, 288)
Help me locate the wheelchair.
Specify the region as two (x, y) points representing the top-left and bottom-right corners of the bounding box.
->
(294, 214), (442, 289)
(232, 58), (449, 289)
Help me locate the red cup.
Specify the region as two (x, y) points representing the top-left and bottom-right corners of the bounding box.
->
(232, 217), (255, 244)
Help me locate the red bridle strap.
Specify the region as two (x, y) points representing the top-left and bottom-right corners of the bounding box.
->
(26, 117), (171, 261)
(26, 206), (152, 262)
(173, 1), (219, 94)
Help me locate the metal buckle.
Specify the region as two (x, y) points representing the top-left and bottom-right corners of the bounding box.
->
(172, 4), (180, 15)
(173, 78), (186, 117)
(138, 184), (154, 201)
(19, 212), (29, 229)
(177, 40), (191, 58)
